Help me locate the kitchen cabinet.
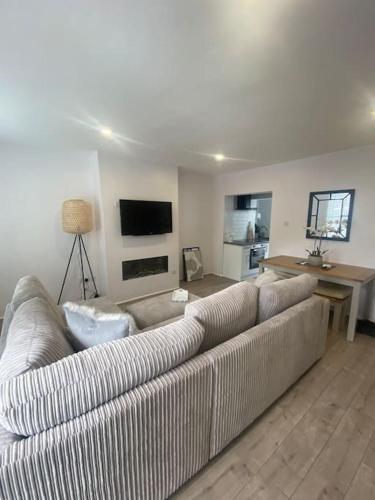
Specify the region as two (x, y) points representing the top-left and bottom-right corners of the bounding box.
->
(236, 195), (257, 210)
(223, 242), (269, 281)
(223, 244), (246, 281)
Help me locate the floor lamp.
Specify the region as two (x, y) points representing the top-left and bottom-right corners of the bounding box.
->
(58, 199), (99, 304)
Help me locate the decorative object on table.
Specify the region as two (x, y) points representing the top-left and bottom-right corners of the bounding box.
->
(247, 221), (254, 241)
(58, 199), (99, 304)
(321, 263), (333, 270)
(306, 189), (355, 242)
(305, 225), (329, 267)
(171, 288), (189, 302)
(297, 260), (335, 270)
(183, 247), (204, 282)
(307, 254), (323, 267)
(62, 302), (138, 350)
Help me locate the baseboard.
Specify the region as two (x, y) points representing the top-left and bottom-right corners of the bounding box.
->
(180, 272), (220, 280)
(115, 287), (176, 307)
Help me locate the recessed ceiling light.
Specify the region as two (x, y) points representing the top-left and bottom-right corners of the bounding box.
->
(101, 127), (113, 137)
(214, 153), (225, 161)
(371, 110), (375, 119)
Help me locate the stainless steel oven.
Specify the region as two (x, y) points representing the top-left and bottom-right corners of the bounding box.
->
(250, 243), (268, 270)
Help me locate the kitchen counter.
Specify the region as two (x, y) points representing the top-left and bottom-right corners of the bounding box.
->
(224, 239), (269, 246)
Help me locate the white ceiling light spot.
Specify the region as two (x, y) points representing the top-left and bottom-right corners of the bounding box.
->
(214, 153), (225, 161)
(101, 127), (113, 137)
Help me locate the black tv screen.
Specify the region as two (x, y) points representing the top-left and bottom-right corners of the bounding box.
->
(120, 200), (172, 236)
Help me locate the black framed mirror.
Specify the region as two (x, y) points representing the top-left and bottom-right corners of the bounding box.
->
(306, 189), (355, 242)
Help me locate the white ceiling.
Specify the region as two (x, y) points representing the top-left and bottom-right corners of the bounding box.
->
(1, 0), (375, 174)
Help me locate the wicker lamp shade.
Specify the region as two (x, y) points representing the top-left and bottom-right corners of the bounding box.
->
(62, 199), (93, 235)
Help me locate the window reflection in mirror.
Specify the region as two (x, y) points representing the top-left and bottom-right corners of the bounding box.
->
(306, 190), (355, 242)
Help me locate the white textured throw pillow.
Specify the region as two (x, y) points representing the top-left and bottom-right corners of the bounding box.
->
(63, 302), (138, 350)
(254, 270), (281, 287)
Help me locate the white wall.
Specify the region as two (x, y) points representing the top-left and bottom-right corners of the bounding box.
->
(0, 150), (102, 315)
(178, 169), (213, 278)
(98, 153), (179, 302)
(3, 145), (374, 321)
(213, 145), (375, 321)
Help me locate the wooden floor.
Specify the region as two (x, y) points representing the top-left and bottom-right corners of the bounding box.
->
(180, 273), (237, 298)
(172, 276), (375, 500)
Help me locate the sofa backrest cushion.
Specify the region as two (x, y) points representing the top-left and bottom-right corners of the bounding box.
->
(258, 273), (318, 323)
(0, 297), (74, 384)
(0, 304), (14, 361)
(185, 281), (258, 352)
(11, 275), (65, 327)
(0, 423), (22, 456)
(0, 317), (204, 436)
(253, 270), (281, 287)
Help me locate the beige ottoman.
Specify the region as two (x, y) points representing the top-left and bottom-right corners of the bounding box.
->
(123, 291), (200, 330)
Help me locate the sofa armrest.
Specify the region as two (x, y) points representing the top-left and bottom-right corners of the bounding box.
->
(206, 294), (329, 457)
(0, 355), (212, 500)
(0, 317), (204, 436)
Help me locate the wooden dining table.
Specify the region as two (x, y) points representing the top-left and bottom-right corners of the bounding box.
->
(258, 255), (375, 342)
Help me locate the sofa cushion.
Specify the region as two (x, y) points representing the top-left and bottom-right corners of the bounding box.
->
(12, 275), (65, 327)
(254, 270), (281, 287)
(0, 317), (204, 436)
(258, 273), (318, 323)
(63, 301), (139, 350)
(0, 304), (14, 360)
(0, 423), (22, 456)
(141, 314), (184, 332)
(185, 281), (258, 352)
(0, 297), (74, 385)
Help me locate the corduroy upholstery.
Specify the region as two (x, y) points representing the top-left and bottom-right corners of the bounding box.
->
(0, 274), (331, 499)
(258, 273), (318, 323)
(207, 294), (330, 457)
(11, 275), (65, 326)
(0, 304), (14, 360)
(0, 297), (74, 385)
(185, 281), (258, 352)
(0, 317), (204, 436)
(0, 355), (212, 500)
(0, 425), (21, 456)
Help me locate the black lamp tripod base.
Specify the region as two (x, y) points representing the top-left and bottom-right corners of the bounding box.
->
(58, 234), (99, 305)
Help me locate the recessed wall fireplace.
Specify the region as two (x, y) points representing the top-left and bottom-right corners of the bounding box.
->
(122, 256), (168, 281)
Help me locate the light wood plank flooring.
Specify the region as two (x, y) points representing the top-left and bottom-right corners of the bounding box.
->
(172, 277), (375, 500)
(180, 273), (237, 298)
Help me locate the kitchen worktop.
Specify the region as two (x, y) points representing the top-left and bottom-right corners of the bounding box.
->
(224, 239), (269, 246)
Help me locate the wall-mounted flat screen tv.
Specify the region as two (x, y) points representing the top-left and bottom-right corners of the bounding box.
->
(120, 199), (172, 236)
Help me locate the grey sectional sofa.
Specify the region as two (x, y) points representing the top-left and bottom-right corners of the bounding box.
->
(0, 274), (329, 500)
